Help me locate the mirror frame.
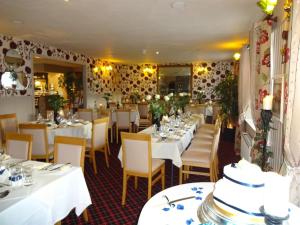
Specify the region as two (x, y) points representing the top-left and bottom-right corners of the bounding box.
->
(157, 64), (193, 95)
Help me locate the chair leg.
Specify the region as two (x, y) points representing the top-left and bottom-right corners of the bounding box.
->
(147, 176), (152, 200)
(134, 176), (138, 190)
(106, 140), (111, 155)
(161, 165), (165, 190)
(104, 145), (109, 168)
(179, 167), (183, 184)
(122, 171), (127, 206)
(92, 149), (97, 174)
(83, 209), (89, 222)
(116, 127), (119, 144)
(110, 127), (113, 143)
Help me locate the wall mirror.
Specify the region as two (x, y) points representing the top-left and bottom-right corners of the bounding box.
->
(1, 49), (29, 90)
(1, 71), (29, 90)
(157, 65), (192, 95)
(4, 49), (23, 69)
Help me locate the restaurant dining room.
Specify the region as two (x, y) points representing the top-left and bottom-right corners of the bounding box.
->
(0, 0), (300, 224)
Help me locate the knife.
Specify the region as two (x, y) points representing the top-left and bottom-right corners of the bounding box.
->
(169, 195), (195, 204)
(48, 163), (71, 171)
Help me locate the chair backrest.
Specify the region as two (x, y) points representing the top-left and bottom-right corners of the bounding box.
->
(186, 104), (205, 115)
(138, 103), (149, 119)
(123, 103), (138, 110)
(121, 132), (152, 174)
(78, 108), (93, 121)
(5, 132), (32, 160)
(116, 109), (131, 129)
(19, 123), (48, 156)
(92, 117), (109, 150)
(210, 126), (221, 162)
(54, 136), (86, 168)
(0, 113), (18, 145)
(108, 102), (117, 110)
(212, 104), (221, 123)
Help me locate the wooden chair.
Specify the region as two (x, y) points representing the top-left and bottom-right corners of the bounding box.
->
(108, 102), (117, 110)
(77, 108), (93, 121)
(19, 123), (54, 162)
(123, 103), (138, 110)
(116, 109), (132, 144)
(0, 113), (18, 150)
(179, 126), (221, 183)
(5, 132), (32, 160)
(121, 132), (165, 206)
(86, 117), (110, 174)
(53, 136), (88, 222)
(137, 103), (152, 131)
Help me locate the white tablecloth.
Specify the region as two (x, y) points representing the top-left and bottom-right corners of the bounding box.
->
(0, 160), (91, 225)
(138, 182), (214, 225)
(138, 182), (300, 225)
(47, 122), (92, 144)
(118, 122), (197, 168)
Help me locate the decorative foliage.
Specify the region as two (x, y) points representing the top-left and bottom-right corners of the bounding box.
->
(147, 94), (166, 120)
(196, 89), (205, 104)
(213, 72), (238, 125)
(129, 89), (140, 103)
(58, 72), (83, 105)
(48, 95), (67, 113)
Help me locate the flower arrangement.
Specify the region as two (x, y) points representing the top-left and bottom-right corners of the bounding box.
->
(130, 89), (140, 104)
(102, 93), (112, 108)
(196, 89), (205, 104)
(146, 94), (166, 122)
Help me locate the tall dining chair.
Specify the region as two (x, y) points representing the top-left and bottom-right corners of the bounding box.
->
(121, 132), (165, 206)
(86, 117), (110, 174)
(179, 126), (221, 183)
(19, 123), (54, 162)
(53, 136), (88, 222)
(116, 109), (132, 144)
(137, 103), (152, 131)
(0, 113), (18, 149)
(77, 108), (93, 121)
(5, 132), (32, 160)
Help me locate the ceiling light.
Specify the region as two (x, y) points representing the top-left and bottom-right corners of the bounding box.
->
(233, 52), (241, 61)
(12, 20), (23, 24)
(171, 1), (186, 9)
(142, 49), (147, 55)
(64, 0), (69, 2)
(156, 51), (160, 55)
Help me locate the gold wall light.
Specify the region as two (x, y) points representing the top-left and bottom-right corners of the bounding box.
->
(257, 0), (278, 15)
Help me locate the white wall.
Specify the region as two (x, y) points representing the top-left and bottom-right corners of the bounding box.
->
(0, 96), (35, 122)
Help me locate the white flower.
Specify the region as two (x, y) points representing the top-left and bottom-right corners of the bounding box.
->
(209, 100), (213, 105)
(164, 96), (170, 102)
(179, 92), (184, 97)
(168, 92), (174, 97)
(155, 94), (160, 100)
(146, 95), (152, 101)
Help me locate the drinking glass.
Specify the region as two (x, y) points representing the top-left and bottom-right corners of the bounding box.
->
(22, 166), (33, 185)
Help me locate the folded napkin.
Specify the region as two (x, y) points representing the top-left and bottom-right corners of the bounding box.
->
(0, 154), (10, 161)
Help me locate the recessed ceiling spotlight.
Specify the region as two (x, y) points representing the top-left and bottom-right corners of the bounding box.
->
(171, 1), (185, 9)
(64, 0), (69, 2)
(156, 51), (160, 55)
(142, 49), (147, 55)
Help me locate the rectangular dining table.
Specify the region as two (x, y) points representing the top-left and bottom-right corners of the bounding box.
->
(0, 159), (92, 225)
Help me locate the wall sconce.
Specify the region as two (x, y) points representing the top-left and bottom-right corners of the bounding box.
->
(143, 67), (153, 74)
(233, 52), (241, 61)
(257, 0), (278, 15)
(196, 66), (208, 75)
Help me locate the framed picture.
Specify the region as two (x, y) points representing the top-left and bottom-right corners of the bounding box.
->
(272, 75), (284, 122)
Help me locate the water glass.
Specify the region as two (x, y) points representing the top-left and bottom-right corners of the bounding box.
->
(22, 166), (33, 185)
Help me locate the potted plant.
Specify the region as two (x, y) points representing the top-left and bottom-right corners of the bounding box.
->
(48, 95), (67, 124)
(130, 89), (140, 104)
(196, 89), (205, 104)
(146, 94), (166, 129)
(213, 72), (238, 128)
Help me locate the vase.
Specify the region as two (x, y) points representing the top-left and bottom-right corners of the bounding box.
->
(153, 117), (161, 131)
(54, 111), (60, 125)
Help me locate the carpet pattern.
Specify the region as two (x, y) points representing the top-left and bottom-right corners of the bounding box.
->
(63, 130), (239, 225)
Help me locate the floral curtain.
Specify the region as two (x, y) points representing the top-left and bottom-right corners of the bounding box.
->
(284, 0), (300, 207)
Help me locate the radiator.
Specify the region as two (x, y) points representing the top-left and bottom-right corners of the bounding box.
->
(241, 132), (253, 162)
(269, 117), (284, 172)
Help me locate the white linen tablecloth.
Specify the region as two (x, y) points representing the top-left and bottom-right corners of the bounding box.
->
(138, 182), (300, 225)
(138, 182), (214, 225)
(118, 122), (197, 168)
(47, 122), (92, 144)
(0, 160), (92, 225)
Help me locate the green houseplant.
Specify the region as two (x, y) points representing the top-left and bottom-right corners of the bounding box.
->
(48, 95), (67, 124)
(213, 72), (238, 127)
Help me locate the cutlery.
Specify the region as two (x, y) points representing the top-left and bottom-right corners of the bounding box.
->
(48, 163), (71, 171)
(0, 190), (10, 198)
(8, 159), (28, 168)
(163, 195), (195, 207)
(40, 163), (56, 170)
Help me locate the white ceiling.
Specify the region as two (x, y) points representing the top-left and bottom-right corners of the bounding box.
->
(0, 0), (263, 64)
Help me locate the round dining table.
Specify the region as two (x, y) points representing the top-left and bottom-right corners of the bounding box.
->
(138, 182), (300, 225)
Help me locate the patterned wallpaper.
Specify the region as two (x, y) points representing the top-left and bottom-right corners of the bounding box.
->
(115, 61), (233, 101)
(0, 34), (113, 97)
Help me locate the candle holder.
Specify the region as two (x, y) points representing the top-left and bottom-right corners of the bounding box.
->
(260, 109), (272, 170)
(260, 206), (289, 225)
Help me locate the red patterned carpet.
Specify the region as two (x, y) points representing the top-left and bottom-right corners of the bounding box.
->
(63, 129), (239, 225)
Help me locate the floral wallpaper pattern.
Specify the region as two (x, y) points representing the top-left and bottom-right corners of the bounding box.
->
(0, 34), (114, 97)
(116, 61), (233, 100)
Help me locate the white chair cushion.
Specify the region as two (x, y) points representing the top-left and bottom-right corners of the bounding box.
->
(189, 141), (212, 152)
(181, 150), (210, 164)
